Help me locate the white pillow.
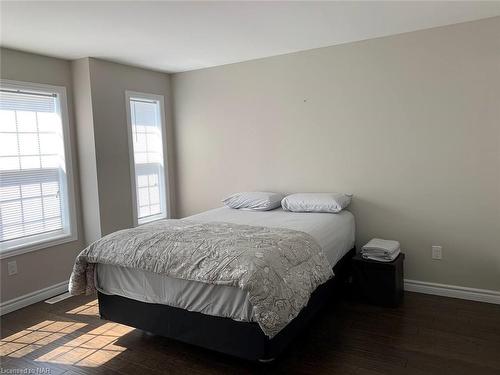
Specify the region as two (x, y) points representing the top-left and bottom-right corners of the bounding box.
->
(281, 193), (352, 213)
(222, 192), (285, 211)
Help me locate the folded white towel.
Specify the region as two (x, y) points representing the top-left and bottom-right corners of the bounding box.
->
(361, 238), (400, 255)
(362, 248), (401, 262)
(361, 248), (399, 257)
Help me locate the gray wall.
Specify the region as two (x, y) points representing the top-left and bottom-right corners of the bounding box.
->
(72, 58), (102, 243)
(71, 58), (175, 240)
(86, 58), (175, 235)
(172, 17), (500, 291)
(0, 48), (85, 301)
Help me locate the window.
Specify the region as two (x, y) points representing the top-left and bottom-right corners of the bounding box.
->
(125, 91), (168, 225)
(0, 80), (77, 256)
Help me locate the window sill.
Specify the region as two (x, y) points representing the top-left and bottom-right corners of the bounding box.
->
(137, 213), (168, 226)
(0, 233), (78, 260)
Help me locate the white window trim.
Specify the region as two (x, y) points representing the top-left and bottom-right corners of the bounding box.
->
(125, 90), (171, 226)
(0, 79), (78, 259)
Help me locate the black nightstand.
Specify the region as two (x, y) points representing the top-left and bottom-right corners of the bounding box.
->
(352, 253), (405, 307)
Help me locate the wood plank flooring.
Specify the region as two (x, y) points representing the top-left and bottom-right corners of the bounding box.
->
(1, 292), (499, 374)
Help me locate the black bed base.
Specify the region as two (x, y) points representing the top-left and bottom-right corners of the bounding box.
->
(98, 248), (355, 361)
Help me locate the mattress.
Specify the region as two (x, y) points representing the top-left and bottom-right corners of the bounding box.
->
(96, 207), (355, 322)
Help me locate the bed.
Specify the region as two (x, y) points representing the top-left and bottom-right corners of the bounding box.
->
(73, 207), (355, 361)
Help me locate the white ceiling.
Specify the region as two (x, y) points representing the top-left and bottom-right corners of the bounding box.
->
(1, 1), (499, 73)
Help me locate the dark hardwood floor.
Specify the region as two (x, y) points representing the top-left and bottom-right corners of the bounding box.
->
(1, 292), (499, 374)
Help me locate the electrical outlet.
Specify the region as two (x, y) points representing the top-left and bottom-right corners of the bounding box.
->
(432, 246), (442, 260)
(8, 261), (18, 275)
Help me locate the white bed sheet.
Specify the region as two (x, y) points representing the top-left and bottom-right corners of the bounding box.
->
(96, 207), (355, 322)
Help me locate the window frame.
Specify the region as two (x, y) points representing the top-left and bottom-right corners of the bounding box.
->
(125, 90), (170, 226)
(0, 79), (78, 259)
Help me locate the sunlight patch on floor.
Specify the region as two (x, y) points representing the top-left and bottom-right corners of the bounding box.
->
(1, 300), (136, 368)
(34, 323), (131, 367)
(65, 299), (99, 316)
(1, 320), (87, 358)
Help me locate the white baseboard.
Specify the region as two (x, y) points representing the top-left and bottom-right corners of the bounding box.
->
(1, 278), (498, 316)
(404, 279), (500, 305)
(0, 280), (69, 316)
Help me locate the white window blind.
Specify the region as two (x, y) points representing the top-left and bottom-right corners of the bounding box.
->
(0, 82), (75, 254)
(127, 93), (167, 225)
